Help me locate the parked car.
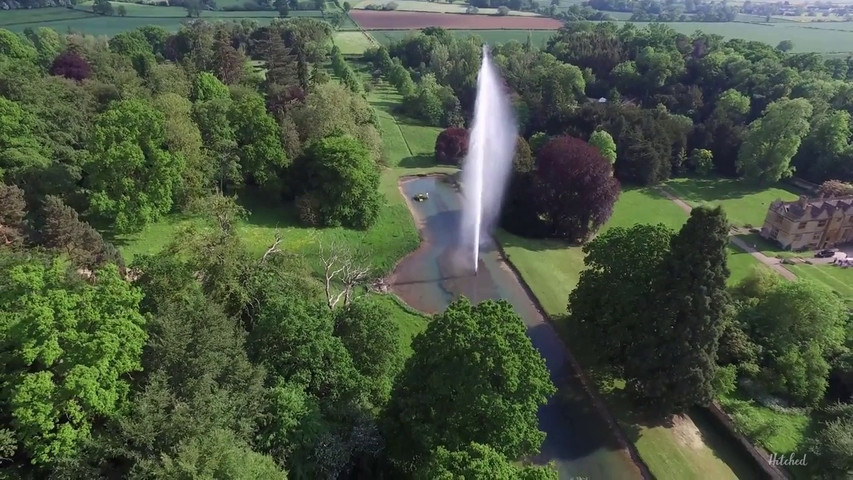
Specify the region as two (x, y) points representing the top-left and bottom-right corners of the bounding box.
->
(815, 248), (839, 258)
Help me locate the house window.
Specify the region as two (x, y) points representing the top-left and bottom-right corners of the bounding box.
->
(813, 232), (822, 240)
(770, 229), (779, 239)
(795, 234), (803, 241)
(798, 222), (807, 229)
(818, 220), (827, 227)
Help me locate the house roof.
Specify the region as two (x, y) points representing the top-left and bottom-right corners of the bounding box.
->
(769, 196), (853, 221)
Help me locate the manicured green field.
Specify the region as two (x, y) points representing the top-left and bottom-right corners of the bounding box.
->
(334, 31), (377, 55)
(371, 29), (558, 47)
(787, 263), (853, 302)
(498, 184), (768, 316)
(664, 177), (802, 227)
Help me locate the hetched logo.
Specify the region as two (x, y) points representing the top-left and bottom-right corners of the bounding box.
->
(768, 453), (808, 467)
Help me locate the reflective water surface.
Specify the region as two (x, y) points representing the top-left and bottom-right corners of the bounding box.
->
(389, 175), (643, 480)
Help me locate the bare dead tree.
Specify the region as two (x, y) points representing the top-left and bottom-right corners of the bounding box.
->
(318, 239), (371, 310)
(260, 232), (283, 264)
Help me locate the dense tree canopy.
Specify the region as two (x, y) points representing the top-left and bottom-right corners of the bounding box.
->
(737, 98), (813, 184)
(0, 258), (146, 467)
(569, 223), (674, 368)
(85, 98), (182, 233)
(629, 206), (731, 412)
(294, 135), (381, 229)
(434, 127), (469, 165)
(534, 135), (621, 241)
(383, 298), (554, 471)
(742, 280), (848, 406)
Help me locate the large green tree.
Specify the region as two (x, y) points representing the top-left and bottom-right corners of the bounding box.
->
(0, 259), (146, 466)
(421, 442), (557, 480)
(85, 99), (183, 233)
(0, 183), (27, 247)
(228, 88), (287, 188)
(333, 298), (403, 407)
(249, 294), (364, 409)
(155, 428), (287, 479)
(743, 280), (848, 406)
(152, 93), (211, 207)
(736, 98), (813, 184)
(568, 224), (674, 368)
(383, 298), (554, 471)
(627, 206), (731, 413)
(0, 97), (51, 188)
(804, 402), (853, 479)
(294, 135), (381, 229)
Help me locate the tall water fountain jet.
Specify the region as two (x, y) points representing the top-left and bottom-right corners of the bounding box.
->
(460, 45), (518, 274)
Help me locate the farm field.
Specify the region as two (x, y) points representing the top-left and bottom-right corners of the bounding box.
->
(0, 6), (321, 35)
(349, 9), (563, 29)
(357, 14), (853, 53)
(372, 28), (557, 46)
(613, 20), (853, 53)
(350, 0), (542, 16)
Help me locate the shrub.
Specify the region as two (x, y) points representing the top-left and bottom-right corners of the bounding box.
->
(689, 148), (714, 176)
(384, 1), (398, 9)
(434, 127), (469, 165)
(497, 5), (510, 14)
(817, 179), (853, 198)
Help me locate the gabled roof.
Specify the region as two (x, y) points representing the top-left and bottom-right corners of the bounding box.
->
(769, 196), (853, 221)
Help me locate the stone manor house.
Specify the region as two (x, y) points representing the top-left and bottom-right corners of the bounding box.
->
(760, 195), (853, 250)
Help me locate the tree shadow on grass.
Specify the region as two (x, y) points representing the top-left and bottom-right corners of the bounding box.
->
(237, 189), (300, 229)
(495, 229), (579, 252)
(399, 155), (439, 168)
(371, 99), (401, 113)
(669, 177), (804, 203)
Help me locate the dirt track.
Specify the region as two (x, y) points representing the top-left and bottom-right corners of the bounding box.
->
(349, 10), (564, 30)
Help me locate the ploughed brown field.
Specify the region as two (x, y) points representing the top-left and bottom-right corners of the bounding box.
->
(349, 10), (564, 30)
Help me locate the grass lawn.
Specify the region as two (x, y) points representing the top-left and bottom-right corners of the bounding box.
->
(664, 177), (802, 227)
(370, 293), (428, 355)
(612, 20), (853, 53)
(497, 185), (767, 316)
(787, 263), (853, 304)
(719, 390), (811, 456)
(368, 20), (853, 53)
(334, 31), (377, 55)
(727, 244), (768, 286)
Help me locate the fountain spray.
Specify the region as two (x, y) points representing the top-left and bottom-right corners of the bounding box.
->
(459, 44), (518, 276)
